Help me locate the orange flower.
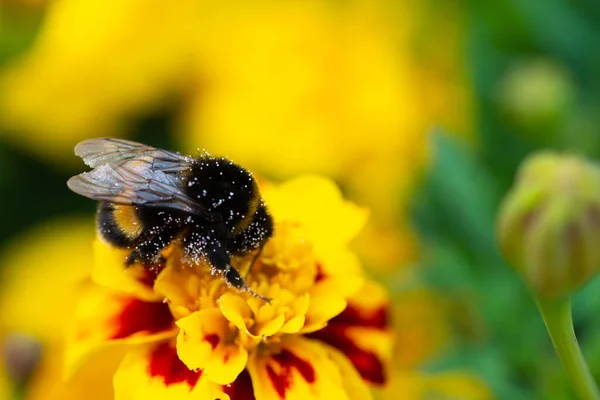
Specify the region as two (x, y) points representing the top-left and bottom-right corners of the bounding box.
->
(66, 176), (393, 399)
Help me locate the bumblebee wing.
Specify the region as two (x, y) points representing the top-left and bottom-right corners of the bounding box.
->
(74, 138), (192, 173)
(67, 160), (214, 220)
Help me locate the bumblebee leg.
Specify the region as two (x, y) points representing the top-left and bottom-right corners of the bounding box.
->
(125, 237), (166, 266)
(225, 266), (271, 304)
(208, 247), (271, 304)
(224, 266), (245, 289)
(125, 249), (141, 266)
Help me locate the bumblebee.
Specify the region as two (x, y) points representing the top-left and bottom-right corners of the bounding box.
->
(67, 138), (273, 301)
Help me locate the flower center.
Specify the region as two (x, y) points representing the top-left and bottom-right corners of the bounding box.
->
(155, 222), (318, 351)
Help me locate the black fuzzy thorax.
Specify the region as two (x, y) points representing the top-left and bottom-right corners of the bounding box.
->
(184, 156), (258, 231)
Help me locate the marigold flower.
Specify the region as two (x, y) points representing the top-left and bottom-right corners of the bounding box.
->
(66, 176), (392, 399)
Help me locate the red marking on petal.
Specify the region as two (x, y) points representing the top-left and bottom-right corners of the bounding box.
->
(266, 365), (286, 398)
(308, 326), (385, 385)
(204, 333), (220, 350)
(307, 304), (389, 385)
(334, 305), (388, 330)
(148, 342), (201, 388)
(111, 298), (174, 339)
(314, 263), (327, 283)
(138, 267), (160, 288)
(265, 349), (316, 398)
(273, 349), (315, 383)
(222, 369), (256, 400)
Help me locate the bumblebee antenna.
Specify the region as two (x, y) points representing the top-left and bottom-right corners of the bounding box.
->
(244, 242), (266, 279)
(245, 287), (271, 305)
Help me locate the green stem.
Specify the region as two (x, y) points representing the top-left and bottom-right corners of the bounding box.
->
(11, 381), (26, 400)
(537, 299), (600, 400)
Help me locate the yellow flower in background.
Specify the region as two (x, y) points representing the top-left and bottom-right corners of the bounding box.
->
(183, 1), (421, 176)
(0, 217), (121, 400)
(0, 0), (471, 272)
(67, 176), (393, 399)
(382, 370), (494, 400)
(179, 0), (472, 271)
(391, 289), (450, 370)
(379, 288), (495, 399)
(0, 219), (93, 341)
(0, 0), (200, 164)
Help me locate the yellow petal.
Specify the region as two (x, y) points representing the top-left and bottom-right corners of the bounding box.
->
(291, 292), (311, 316)
(203, 344), (249, 386)
(218, 292), (253, 333)
(175, 311), (219, 369)
(21, 343), (124, 400)
(318, 248), (363, 279)
(321, 345), (373, 400)
(302, 293), (347, 334)
(262, 176), (368, 251)
(114, 341), (225, 400)
(256, 302), (276, 324)
(255, 313), (285, 337)
(307, 281), (392, 386)
(348, 280), (389, 313)
(280, 315), (305, 334)
(260, 222), (315, 272)
(247, 336), (351, 400)
(65, 284), (177, 378)
(154, 255), (207, 319)
(92, 240), (160, 302)
(176, 309), (247, 385)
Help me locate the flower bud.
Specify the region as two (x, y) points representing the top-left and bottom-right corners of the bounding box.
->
(497, 152), (600, 299)
(498, 58), (574, 134)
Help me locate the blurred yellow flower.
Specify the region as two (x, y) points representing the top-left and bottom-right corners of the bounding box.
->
(183, 2), (420, 174)
(0, 0), (472, 273)
(180, 0), (471, 270)
(0, 217), (121, 400)
(67, 176), (393, 399)
(382, 370), (494, 400)
(0, 0), (200, 164)
(373, 286), (492, 400)
(391, 288), (450, 369)
(0, 219), (93, 340)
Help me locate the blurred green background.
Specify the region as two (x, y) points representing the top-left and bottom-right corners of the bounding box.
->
(1, 0), (600, 399)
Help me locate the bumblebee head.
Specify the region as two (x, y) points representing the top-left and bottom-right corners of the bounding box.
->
(187, 157), (260, 232)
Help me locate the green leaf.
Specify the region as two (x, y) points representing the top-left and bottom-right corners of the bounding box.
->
(411, 131), (502, 268)
(423, 345), (531, 400)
